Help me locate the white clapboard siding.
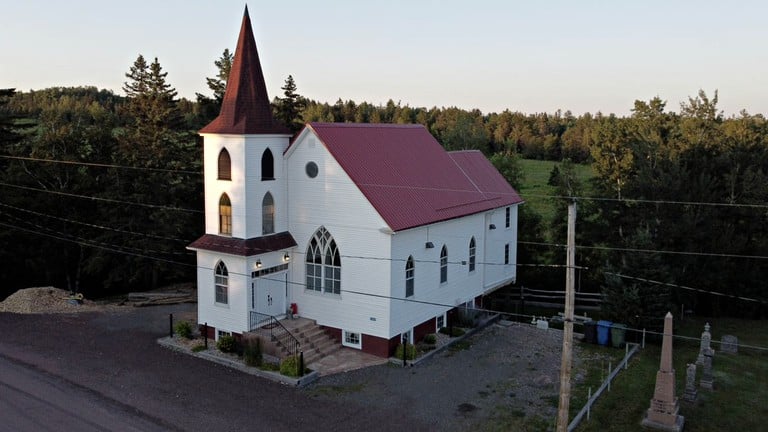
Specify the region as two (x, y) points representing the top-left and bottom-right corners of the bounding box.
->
(285, 131), (393, 339)
(201, 134), (290, 239)
(196, 251), (250, 335)
(483, 205), (518, 291)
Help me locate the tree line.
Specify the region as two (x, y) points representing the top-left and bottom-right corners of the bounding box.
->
(1, 51), (766, 324)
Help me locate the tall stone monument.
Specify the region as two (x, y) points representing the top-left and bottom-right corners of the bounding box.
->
(642, 312), (685, 431)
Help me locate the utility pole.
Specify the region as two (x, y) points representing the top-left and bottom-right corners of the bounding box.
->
(556, 201), (577, 432)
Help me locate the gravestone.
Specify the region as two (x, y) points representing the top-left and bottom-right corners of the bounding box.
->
(696, 323), (714, 366)
(683, 363), (698, 402)
(642, 312), (685, 431)
(721, 335), (738, 354)
(700, 353), (714, 390)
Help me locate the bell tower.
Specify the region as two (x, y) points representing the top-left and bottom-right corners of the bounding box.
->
(199, 5), (292, 239)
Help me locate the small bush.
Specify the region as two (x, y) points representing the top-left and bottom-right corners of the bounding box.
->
(243, 337), (263, 367)
(217, 334), (238, 353)
(280, 355), (301, 377)
(423, 333), (437, 345)
(191, 344), (206, 353)
(439, 327), (466, 337)
(174, 320), (194, 339)
(394, 343), (417, 360)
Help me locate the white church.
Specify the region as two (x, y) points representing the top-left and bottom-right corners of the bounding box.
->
(189, 8), (523, 358)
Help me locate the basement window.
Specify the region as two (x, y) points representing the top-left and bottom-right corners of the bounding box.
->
(343, 330), (361, 349)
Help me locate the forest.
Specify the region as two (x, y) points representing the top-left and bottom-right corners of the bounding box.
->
(1, 51), (767, 325)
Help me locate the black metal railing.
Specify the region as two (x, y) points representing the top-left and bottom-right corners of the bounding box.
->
(249, 311), (301, 362)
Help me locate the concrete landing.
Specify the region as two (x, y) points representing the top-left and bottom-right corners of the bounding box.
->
(308, 347), (388, 376)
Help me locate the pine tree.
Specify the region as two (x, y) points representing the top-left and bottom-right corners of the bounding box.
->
(96, 55), (200, 291)
(273, 75), (306, 134)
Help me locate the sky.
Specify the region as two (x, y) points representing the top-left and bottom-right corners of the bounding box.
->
(3, 0), (767, 117)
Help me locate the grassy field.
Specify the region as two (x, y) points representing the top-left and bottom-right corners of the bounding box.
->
(517, 159), (595, 228)
(573, 316), (768, 431)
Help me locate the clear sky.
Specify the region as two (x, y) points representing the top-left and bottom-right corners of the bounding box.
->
(3, 0), (767, 116)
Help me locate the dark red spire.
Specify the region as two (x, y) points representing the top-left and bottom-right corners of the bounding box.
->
(200, 6), (290, 135)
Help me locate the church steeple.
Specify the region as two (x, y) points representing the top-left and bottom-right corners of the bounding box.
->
(200, 6), (290, 135)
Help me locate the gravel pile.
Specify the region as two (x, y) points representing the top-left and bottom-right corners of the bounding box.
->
(0, 287), (108, 314)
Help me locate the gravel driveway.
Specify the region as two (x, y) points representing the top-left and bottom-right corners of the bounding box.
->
(0, 305), (579, 431)
(309, 321), (577, 431)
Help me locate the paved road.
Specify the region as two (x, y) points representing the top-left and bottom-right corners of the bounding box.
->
(0, 305), (427, 432)
(0, 355), (171, 432)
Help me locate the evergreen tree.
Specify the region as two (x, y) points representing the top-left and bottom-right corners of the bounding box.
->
(95, 55), (201, 291)
(206, 48), (233, 103)
(273, 75), (306, 133)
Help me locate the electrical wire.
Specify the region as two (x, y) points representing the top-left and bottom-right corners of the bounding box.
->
(0, 181), (203, 213)
(0, 154), (202, 175)
(0, 201), (193, 243)
(519, 241), (768, 261)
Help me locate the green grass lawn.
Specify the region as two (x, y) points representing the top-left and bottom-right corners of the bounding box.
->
(573, 316), (768, 431)
(517, 159), (595, 229)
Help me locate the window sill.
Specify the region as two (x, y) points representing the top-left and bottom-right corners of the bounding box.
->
(214, 302), (230, 308)
(304, 289), (342, 299)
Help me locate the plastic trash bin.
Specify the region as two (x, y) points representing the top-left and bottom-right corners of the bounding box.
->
(611, 323), (627, 348)
(597, 320), (613, 346)
(583, 321), (597, 344)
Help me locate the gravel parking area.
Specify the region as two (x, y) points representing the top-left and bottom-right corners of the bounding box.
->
(308, 321), (581, 431)
(0, 288), (585, 431)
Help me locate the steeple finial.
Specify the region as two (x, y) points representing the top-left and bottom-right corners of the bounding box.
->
(200, 7), (290, 135)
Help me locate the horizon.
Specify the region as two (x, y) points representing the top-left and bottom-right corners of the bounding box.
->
(3, 1), (767, 117)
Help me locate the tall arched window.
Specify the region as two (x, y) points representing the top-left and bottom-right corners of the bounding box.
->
(262, 192), (274, 235)
(405, 256), (415, 297)
(306, 227), (341, 294)
(214, 261), (229, 304)
(440, 245), (448, 283)
(218, 148), (231, 180)
(219, 193), (232, 235)
(261, 148), (274, 181)
(468, 237), (476, 272)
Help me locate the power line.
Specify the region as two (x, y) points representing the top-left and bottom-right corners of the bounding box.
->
(604, 272), (768, 304)
(4, 153), (767, 211)
(0, 220), (196, 266)
(0, 213), (195, 257)
(0, 201), (193, 243)
(523, 193), (768, 210)
(0, 181), (203, 213)
(519, 241), (768, 261)
(0, 154), (202, 175)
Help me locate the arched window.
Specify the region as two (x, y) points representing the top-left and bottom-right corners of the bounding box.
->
(306, 227), (341, 294)
(261, 148), (274, 181)
(214, 261), (229, 304)
(468, 237), (476, 272)
(405, 256), (415, 297)
(440, 245), (448, 283)
(262, 192), (274, 235)
(219, 193), (232, 235)
(218, 148), (231, 180)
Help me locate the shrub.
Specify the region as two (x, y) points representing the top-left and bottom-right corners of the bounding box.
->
(191, 344), (206, 353)
(280, 355), (301, 377)
(217, 334), (238, 353)
(174, 320), (194, 339)
(243, 337), (263, 367)
(423, 333), (437, 345)
(439, 327), (466, 337)
(394, 343), (416, 360)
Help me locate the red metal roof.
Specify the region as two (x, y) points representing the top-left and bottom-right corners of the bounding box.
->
(307, 123), (523, 232)
(200, 6), (290, 135)
(188, 232), (297, 257)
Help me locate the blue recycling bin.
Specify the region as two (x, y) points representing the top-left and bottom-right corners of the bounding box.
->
(597, 320), (613, 346)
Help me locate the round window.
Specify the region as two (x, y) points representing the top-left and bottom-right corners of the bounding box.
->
(305, 161), (318, 178)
